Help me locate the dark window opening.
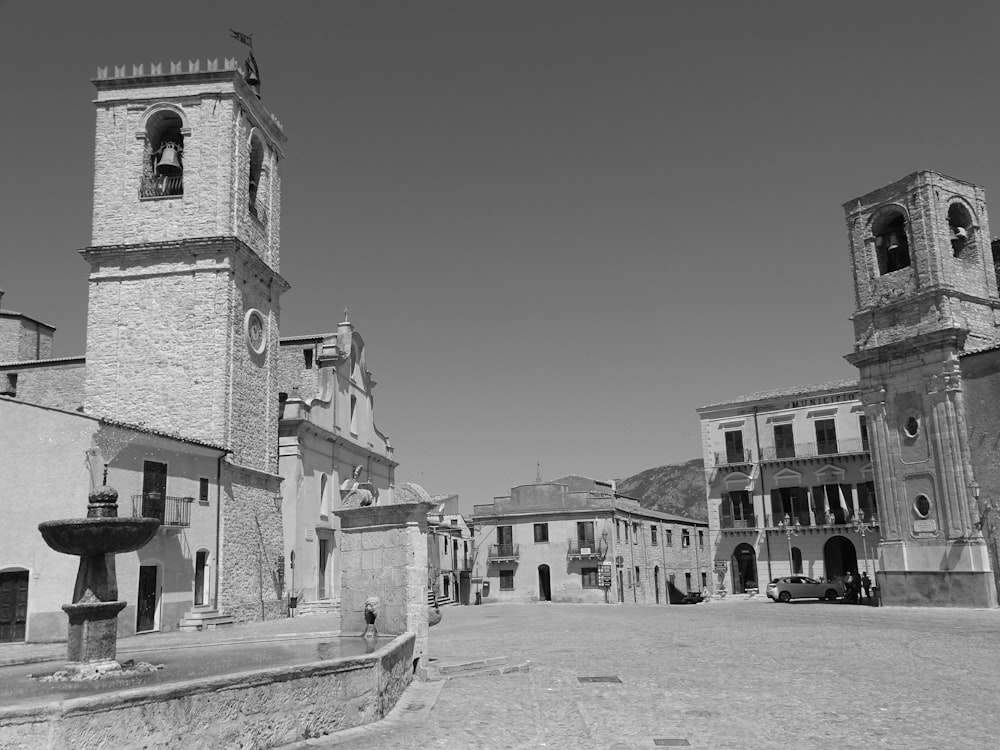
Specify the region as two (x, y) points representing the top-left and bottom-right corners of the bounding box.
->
(1, 373), (17, 397)
(499, 569), (514, 590)
(725, 430), (746, 463)
(860, 415), (869, 452)
(199, 478), (209, 504)
(874, 212), (910, 274)
(774, 423), (795, 459)
(303, 348), (313, 369)
(815, 418), (838, 454)
(534, 523), (549, 543)
(577, 521), (595, 545)
(249, 137), (266, 223)
(682, 529), (691, 547)
(651, 526), (658, 546)
(581, 567), (599, 588)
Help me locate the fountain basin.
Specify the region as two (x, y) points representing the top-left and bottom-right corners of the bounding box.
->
(0, 632), (417, 750)
(38, 517), (160, 556)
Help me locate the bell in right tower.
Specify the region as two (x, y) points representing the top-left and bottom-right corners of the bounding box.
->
(845, 170), (1000, 607)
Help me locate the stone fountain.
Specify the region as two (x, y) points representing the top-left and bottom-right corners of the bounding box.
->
(38, 486), (160, 668)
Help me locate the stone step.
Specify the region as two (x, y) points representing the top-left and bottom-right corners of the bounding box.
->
(295, 598), (340, 616)
(419, 656), (530, 682)
(177, 609), (235, 631)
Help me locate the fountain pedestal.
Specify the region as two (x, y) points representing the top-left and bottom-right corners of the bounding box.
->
(38, 487), (159, 667)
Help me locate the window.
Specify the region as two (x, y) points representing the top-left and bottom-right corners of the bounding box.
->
(948, 203), (973, 258)
(616, 520), (621, 542)
(698, 530), (704, 547)
(791, 547), (803, 574)
(682, 529), (691, 547)
(499, 569), (514, 590)
(303, 348), (313, 369)
(497, 525), (513, 547)
(624, 522), (629, 543)
(723, 491), (754, 528)
(1, 372), (17, 397)
(350, 395), (358, 435)
(666, 529), (673, 546)
(904, 415), (920, 439)
(859, 415), (869, 452)
(774, 423), (795, 459)
(141, 460), (168, 522)
(725, 430), (745, 463)
(581, 567), (599, 588)
(198, 478), (210, 504)
(632, 522), (640, 543)
(914, 494), (932, 518)
(577, 521), (595, 545)
(874, 211), (910, 274)
(701, 572), (707, 589)
(651, 526), (658, 546)
(815, 418), (838, 455)
(533, 523), (549, 543)
(685, 572), (692, 591)
(634, 566), (641, 587)
(249, 135), (266, 221)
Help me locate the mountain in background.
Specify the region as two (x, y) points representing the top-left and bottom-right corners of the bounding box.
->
(617, 459), (708, 522)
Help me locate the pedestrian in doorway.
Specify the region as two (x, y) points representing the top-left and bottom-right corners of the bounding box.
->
(861, 572), (872, 604)
(843, 571), (855, 604)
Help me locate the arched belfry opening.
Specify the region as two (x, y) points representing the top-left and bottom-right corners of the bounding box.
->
(873, 211), (910, 274)
(948, 202), (974, 258)
(141, 108), (184, 198)
(249, 135), (265, 222)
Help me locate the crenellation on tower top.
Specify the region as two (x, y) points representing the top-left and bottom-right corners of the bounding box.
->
(95, 57), (238, 81)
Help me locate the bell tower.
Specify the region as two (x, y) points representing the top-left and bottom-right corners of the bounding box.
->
(844, 170), (1000, 607)
(81, 55), (289, 621)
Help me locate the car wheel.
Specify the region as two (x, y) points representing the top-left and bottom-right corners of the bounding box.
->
(825, 589), (838, 601)
(778, 591), (791, 603)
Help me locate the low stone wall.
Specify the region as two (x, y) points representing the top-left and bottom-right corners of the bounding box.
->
(0, 633), (415, 750)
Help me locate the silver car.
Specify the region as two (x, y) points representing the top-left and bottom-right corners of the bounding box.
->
(766, 576), (841, 603)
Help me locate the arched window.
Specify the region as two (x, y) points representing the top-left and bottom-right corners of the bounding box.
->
(249, 135), (266, 223)
(948, 203), (974, 258)
(319, 474), (329, 517)
(142, 109), (184, 198)
(873, 211), (910, 274)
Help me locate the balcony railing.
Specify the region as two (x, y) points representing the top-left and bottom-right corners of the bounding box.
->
(714, 449), (753, 466)
(139, 174), (183, 198)
(719, 515), (757, 530)
(131, 494), (192, 527)
(487, 544), (519, 562)
(566, 539), (602, 559)
(758, 437), (868, 461)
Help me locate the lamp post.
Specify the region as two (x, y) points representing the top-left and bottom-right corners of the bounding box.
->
(776, 516), (799, 575)
(852, 513), (873, 579)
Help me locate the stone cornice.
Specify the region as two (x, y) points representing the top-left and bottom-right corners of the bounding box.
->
(845, 327), (967, 368)
(278, 417), (398, 469)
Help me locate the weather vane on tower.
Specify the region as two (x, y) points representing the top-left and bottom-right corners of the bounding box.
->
(229, 28), (261, 97)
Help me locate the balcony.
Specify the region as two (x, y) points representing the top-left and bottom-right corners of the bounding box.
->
(131, 494), (193, 528)
(139, 174), (183, 198)
(759, 437), (868, 462)
(566, 539), (603, 560)
(720, 515), (757, 530)
(714, 449), (754, 467)
(487, 544), (519, 563)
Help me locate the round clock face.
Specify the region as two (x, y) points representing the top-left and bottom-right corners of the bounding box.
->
(245, 309), (266, 354)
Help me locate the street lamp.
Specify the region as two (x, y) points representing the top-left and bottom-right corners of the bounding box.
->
(852, 512), (873, 578)
(776, 516), (799, 574)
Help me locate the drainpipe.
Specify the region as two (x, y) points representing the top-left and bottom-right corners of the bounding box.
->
(214, 452), (225, 610)
(753, 406), (773, 583)
(638, 513), (649, 604)
(661, 522), (669, 605)
(626, 508), (637, 602)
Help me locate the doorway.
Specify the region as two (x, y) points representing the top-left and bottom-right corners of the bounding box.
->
(136, 565), (159, 632)
(823, 536), (858, 583)
(537, 565), (551, 601)
(194, 550), (209, 606)
(0, 570), (28, 642)
(731, 543), (758, 593)
(654, 566), (661, 603)
(617, 569), (624, 603)
(318, 537), (329, 599)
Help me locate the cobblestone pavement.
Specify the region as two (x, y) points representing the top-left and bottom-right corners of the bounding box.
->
(291, 599), (1000, 750)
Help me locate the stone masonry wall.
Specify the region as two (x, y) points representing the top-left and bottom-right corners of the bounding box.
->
(0, 317), (54, 362)
(0, 361), (84, 410)
(218, 464), (285, 623)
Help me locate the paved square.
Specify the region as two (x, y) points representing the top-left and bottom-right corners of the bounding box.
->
(296, 600), (1000, 749)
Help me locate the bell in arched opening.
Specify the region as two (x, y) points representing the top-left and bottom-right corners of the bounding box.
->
(155, 142), (183, 176)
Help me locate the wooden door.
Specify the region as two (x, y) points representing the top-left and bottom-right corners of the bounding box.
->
(136, 565), (158, 632)
(0, 571), (28, 642)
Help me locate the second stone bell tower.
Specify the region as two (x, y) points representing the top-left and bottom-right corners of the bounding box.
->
(81, 55), (289, 620)
(844, 170), (1000, 607)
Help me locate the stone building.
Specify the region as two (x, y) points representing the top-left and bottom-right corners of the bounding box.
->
(472, 476), (707, 605)
(697, 381), (878, 596)
(427, 494), (473, 605)
(276, 316), (397, 610)
(843, 171), (999, 607)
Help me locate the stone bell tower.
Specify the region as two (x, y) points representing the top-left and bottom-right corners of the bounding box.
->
(844, 170), (999, 607)
(81, 55), (289, 620)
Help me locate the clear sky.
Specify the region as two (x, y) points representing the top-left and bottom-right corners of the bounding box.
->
(4, 2), (1000, 512)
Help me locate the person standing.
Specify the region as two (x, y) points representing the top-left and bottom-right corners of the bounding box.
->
(843, 571), (855, 604)
(861, 572), (872, 604)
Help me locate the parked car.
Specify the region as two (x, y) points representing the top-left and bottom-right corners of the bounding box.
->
(679, 591), (704, 604)
(765, 576), (841, 603)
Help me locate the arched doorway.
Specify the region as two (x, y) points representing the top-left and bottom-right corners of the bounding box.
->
(654, 566), (661, 603)
(823, 536), (858, 583)
(537, 564), (551, 601)
(731, 544), (758, 594)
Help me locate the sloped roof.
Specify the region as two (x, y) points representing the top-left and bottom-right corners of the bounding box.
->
(697, 379), (859, 411)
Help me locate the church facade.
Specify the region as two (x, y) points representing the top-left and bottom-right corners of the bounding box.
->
(0, 55), (397, 641)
